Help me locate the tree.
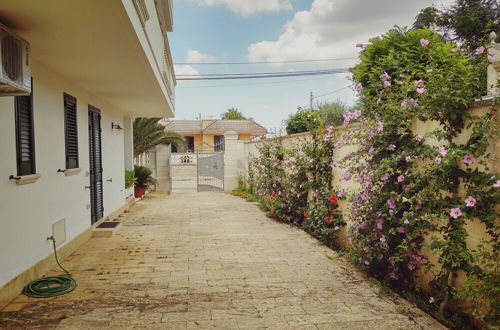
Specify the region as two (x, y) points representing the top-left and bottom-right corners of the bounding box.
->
(285, 108), (323, 135)
(221, 108), (246, 120)
(413, 0), (499, 51)
(316, 100), (351, 127)
(133, 118), (185, 157)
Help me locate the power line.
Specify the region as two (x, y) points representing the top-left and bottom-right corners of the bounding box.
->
(174, 57), (358, 65)
(176, 75), (338, 89)
(177, 69), (350, 81)
(177, 68), (346, 77)
(312, 86), (351, 99)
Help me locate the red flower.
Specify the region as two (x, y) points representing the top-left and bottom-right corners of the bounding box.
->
(330, 195), (338, 204)
(325, 217), (332, 224)
(303, 211), (308, 218)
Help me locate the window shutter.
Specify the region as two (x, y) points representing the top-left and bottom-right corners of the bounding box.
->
(64, 93), (79, 169)
(15, 84), (35, 176)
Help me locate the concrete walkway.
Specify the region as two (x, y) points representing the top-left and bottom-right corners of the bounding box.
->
(0, 192), (445, 329)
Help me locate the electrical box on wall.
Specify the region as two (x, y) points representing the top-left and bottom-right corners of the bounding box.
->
(0, 22), (31, 96)
(52, 219), (66, 247)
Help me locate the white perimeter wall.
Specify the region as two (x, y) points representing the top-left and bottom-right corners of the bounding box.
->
(0, 59), (129, 287)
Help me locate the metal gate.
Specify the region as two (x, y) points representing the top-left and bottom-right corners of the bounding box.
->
(169, 152), (224, 192)
(197, 152), (224, 191)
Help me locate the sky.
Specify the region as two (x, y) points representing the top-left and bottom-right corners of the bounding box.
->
(168, 0), (455, 131)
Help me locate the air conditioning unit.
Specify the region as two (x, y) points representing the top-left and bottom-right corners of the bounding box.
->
(0, 23), (31, 96)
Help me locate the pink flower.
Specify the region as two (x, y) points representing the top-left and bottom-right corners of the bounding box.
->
(323, 134), (331, 142)
(330, 161), (338, 169)
(376, 218), (384, 230)
(415, 135), (423, 142)
(377, 121), (384, 132)
(450, 208), (462, 219)
(420, 38), (429, 46)
(426, 68), (433, 73)
(488, 50), (496, 63)
(414, 79), (424, 87)
(403, 219), (410, 224)
(405, 156), (411, 162)
(429, 297), (435, 304)
(337, 191), (345, 198)
(364, 260), (370, 265)
(379, 72), (390, 81)
(347, 237), (353, 243)
(494, 180), (500, 188)
(380, 235), (386, 242)
(334, 226), (339, 230)
(463, 154), (474, 165)
(438, 146), (447, 156)
(387, 198), (396, 209)
(387, 144), (396, 151)
(474, 46), (485, 55)
(416, 87), (426, 94)
(465, 196), (476, 207)
(402, 197), (409, 203)
(397, 175), (405, 183)
(451, 48), (458, 53)
(342, 172), (352, 181)
(381, 173), (390, 181)
(408, 263), (416, 271)
(354, 82), (363, 91)
(435, 156), (442, 164)
(383, 80), (391, 88)
(397, 226), (406, 233)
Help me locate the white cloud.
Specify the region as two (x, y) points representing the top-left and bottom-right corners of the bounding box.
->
(186, 49), (217, 63)
(248, 0), (456, 63)
(188, 0), (292, 17)
(174, 65), (200, 78)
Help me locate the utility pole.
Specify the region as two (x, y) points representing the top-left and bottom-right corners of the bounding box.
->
(310, 91), (313, 109)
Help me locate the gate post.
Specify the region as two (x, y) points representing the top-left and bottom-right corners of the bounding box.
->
(223, 131), (244, 192)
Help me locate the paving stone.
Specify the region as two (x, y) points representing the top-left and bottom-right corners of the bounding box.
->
(0, 192), (447, 329)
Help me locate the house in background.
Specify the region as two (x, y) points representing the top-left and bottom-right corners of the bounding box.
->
(0, 0), (175, 310)
(163, 119), (268, 152)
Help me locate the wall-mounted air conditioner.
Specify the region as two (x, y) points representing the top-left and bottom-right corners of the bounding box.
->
(0, 23), (31, 96)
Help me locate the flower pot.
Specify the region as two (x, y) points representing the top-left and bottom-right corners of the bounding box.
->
(134, 186), (146, 198)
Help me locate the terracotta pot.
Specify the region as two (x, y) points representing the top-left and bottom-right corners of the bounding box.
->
(134, 186), (146, 198)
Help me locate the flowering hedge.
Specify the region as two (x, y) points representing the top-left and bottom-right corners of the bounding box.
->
(344, 28), (499, 325)
(247, 28), (499, 327)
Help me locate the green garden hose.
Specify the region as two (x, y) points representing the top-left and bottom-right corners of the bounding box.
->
(23, 238), (77, 298)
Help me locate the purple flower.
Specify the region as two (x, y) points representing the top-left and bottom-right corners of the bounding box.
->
(494, 180), (500, 188)
(475, 46), (485, 55)
(451, 48), (458, 53)
(438, 146), (447, 156)
(354, 82), (363, 91)
(435, 156), (442, 164)
(420, 38), (429, 46)
(377, 121), (384, 132)
(342, 172), (352, 181)
(387, 144), (396, 151)
(376, 218), (384, 230)
(337, 191), (345, 198)
(361, 192), (369, 201)
(488, 50), (496, 63)
(465, 196), (476, 207)
(387, 198), (396, 209)
(330, 161), (338, 169)
(364, 260), (370, 265)
(379, 235), (386, 242)
(416, 87), (426, 94)
(415, 135), (423, 142)
(397, 226), (406, 233)
(405, 156), (411, 162)
(414, 79), (425, 87)
(397, 175), (405, 183)
(408, 263), (416, 271)
(463, 154), (474, 165)
(381, 173), (390, 181)
(323, 134), (331, 142)
(379, 72), (390, 81)
(347, 236), (353, 243)
(450, 208), (462, 219)
(401, 99), (419, 108)
(383, 80), (391, 88)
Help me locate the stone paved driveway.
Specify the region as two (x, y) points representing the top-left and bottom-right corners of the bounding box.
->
(0, 192), (446, 329)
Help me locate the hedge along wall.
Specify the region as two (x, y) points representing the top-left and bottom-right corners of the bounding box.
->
(244, 99), (497, 285)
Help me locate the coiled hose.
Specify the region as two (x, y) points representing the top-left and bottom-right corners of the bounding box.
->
(23, 238), (77, 298)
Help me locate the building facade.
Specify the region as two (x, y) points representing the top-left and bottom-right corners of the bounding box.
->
(0, 0), (175, 309)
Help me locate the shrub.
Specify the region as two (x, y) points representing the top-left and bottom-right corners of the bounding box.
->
(125, 169), (135, 189)
(134, 165), (157, 189)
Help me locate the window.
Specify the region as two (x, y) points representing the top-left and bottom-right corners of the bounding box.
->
(15, 84), (36, 176)
(64, 93), (79, 169)
(187, 136), (194, 152)
(214, 135), (225, 152)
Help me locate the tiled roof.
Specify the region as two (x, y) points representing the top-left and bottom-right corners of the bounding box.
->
(163, 120), (202, 133)
(203, 120), (267, 134)
(164, 120), (267, 135)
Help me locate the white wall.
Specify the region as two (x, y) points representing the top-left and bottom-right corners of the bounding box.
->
(0, 59), (129, 287)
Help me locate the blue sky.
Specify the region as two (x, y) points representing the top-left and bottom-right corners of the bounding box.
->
(168, 0), (453, 131)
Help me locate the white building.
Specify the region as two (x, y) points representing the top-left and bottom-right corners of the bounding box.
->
(0, 0), (175, 309)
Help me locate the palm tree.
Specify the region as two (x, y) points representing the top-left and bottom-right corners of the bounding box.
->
(221, 108), (246, 120)
(133, 118), (185, 157)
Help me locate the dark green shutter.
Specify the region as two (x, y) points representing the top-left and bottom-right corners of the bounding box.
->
(15, 82), (35, 176)
(64, 93), (79, 169)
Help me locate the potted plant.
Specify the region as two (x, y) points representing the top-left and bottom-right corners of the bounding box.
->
(125, 169), (136, 189)
(134, 165), (157, 198)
